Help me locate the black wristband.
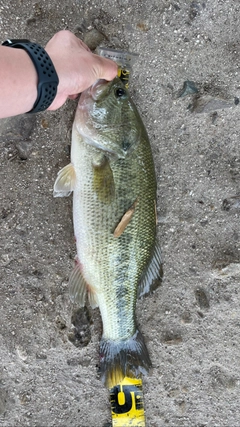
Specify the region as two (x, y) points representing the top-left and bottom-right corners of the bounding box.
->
(2, 39), (59, 113)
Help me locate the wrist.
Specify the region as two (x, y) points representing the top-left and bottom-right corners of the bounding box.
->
(18, 49), (38, 111)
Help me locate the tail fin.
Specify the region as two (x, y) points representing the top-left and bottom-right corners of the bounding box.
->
(99, 329), (151, 389)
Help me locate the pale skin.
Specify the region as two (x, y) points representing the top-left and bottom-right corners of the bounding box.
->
(0, 30), (118, 118)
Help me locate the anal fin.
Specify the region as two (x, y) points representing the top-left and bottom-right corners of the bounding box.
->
(69, 261), (87, 307)
(137, 241), (163, 298)
(87, 286), (99, 309)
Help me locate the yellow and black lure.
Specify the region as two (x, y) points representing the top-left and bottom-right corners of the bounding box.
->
(117, 67), (131, 89)
(97, 47), (139, 90)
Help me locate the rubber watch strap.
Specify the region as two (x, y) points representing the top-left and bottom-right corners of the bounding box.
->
(2, 39), (59, 113)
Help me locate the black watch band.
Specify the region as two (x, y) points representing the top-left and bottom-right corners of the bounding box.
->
(2, 39), (59, 113)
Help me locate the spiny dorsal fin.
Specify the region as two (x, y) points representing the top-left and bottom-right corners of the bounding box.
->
(53, 163), (76, 197)
(137, 241), (163, 298)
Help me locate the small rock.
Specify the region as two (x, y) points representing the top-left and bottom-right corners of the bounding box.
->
(67, 356), (91, 367)
(209, 365), (236, 390)
(190, 96), (233, 113)
(16, 346), (28, 361)
(0, 115), (36, 143)
(19, 392), (31, 405)
(83, 29), (107, 50)
(15, 140), (32, 160)
(1, 208), (12, 220)
(55, 314), (67, 330)
(162, 330), (183, 345)
(189, 1), (203, 20)
(199, 218), (208, 227)
(136, 22), (149, 32)
(41, 118), (49, 129)
(222, 196), (240, 212)
(210, 111), (218, 124)
(36, 352), (47, 360)
(181, 311), (193, 324)
(195, 287), (210, 309)
(213, 263), (240, 279)
(0, 389), (8, 414)
(68, 307), (92, 348)
(176, 80), (199, 98)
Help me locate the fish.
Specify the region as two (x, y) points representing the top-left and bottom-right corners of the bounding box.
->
(53, 77), (162, 389)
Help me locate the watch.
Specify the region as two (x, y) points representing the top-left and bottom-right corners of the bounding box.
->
(2, 39), (59, 113)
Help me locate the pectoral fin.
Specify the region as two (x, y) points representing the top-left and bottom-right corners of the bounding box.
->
(137, 241), (163, 298)
(53, 163), (76, 197)
(69, 259), (98, 309)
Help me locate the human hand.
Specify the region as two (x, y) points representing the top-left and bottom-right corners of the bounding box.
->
(45, 30), (118, 110)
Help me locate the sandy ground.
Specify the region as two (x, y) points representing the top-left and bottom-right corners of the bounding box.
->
(0, 1), (240, 426)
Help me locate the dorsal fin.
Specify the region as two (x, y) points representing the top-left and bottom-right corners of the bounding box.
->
(137, 241), (163, 298)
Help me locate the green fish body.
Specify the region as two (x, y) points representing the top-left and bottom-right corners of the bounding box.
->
(54, 77), (162, 388)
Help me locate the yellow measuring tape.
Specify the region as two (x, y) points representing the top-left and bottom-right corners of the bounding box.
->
(109, 377), (145, 426)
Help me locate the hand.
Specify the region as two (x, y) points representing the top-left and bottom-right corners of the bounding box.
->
(45, 30), (118, 110)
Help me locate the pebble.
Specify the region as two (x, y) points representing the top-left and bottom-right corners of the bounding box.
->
(15, 141), (32, 160)
(0, 115), (36, 143)
(83, 28), (107, 50)
(191, 96), (233, 113)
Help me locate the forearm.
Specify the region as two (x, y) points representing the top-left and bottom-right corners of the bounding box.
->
(0, 46), (38, 118)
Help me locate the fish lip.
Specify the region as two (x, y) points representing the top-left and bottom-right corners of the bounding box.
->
(78, 88), (91, 108)
(78, 79), (110, 111)
(90, 79), (110, 101)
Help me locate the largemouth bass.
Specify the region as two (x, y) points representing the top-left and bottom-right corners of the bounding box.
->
(54, 77), (162, 389)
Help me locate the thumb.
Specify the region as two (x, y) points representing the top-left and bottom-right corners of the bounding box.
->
(93, 55), (118, 81)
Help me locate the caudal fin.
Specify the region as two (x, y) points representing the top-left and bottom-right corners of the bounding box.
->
(99, 329), (151, 389)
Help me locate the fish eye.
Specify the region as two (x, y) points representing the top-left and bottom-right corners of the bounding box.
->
(114, 87), (127, 99)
